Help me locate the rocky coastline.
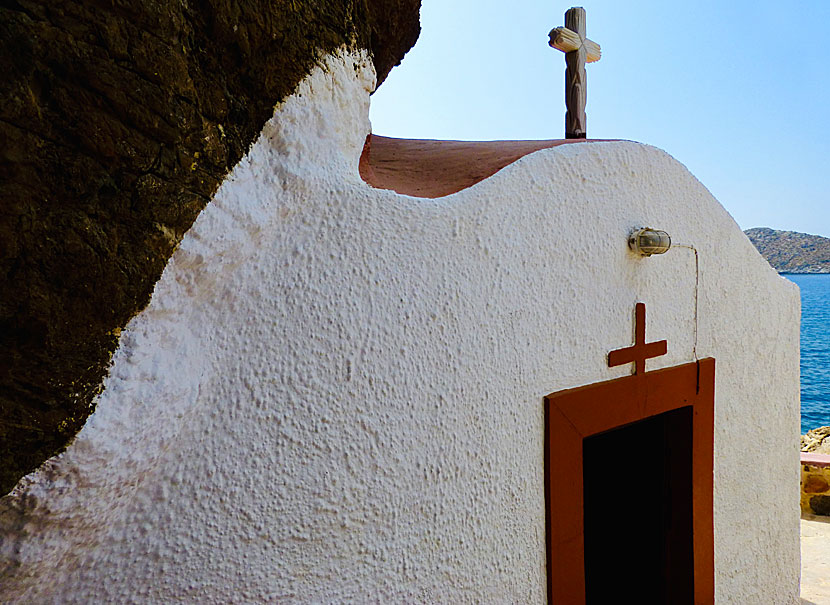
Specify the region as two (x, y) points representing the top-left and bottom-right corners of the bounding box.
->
(802, 426), (830, 453)
(745, 227), (830, 274)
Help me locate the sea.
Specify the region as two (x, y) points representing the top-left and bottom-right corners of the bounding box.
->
(785, 274), (830, 434)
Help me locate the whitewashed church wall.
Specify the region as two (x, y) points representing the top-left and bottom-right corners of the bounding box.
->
(0, 48), (800, 604)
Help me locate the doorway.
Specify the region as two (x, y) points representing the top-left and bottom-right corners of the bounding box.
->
(544, 359), (714, 604)
(583, 406), (694, 604)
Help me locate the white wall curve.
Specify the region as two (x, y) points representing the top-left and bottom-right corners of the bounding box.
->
(0, 48), (800, 604)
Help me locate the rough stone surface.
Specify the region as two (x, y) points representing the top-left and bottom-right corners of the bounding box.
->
(802, 426), (830, 454)
(801, 459), (830, 515)
(809, 495), (830, 517)
(803, 475), (830, 494)
(0, 0), (421, 496)
(0, 49), (801, 603)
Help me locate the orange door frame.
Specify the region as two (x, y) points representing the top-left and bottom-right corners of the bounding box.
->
(544, 358), (715, 604)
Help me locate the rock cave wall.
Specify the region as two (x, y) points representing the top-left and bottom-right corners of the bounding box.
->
(0, 0), (420, 495)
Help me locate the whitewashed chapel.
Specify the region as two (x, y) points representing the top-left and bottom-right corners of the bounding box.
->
(0, 10), (800, 605)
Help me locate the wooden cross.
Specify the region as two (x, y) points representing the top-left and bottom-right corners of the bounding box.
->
(608, 303), (667, 375)
(549, 7), (601, 139)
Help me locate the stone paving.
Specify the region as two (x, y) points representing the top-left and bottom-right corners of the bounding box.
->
(802, 514), (830, 604)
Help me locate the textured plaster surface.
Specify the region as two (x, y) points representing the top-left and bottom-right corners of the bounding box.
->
(0, 49), (800, 603)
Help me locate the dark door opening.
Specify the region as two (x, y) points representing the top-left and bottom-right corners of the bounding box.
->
(583, 406), (694, 604)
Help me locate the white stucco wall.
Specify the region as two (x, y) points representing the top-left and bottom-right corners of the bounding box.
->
(0, 49), (800, 603)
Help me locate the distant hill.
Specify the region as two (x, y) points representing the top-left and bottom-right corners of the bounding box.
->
(745, 227), (830, 273)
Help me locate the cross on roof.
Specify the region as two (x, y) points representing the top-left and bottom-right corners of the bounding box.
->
(608, 303), (667, 375)
(548, 7), (601, 139)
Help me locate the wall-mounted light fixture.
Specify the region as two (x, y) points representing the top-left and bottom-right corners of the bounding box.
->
(628, 227), (700, 361)
(629, 228), (671, 256)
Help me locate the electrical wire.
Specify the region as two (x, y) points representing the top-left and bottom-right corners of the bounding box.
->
(670, 243), (699, 363)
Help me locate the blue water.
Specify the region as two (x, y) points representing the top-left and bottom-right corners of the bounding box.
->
(785, 274), (830, 434)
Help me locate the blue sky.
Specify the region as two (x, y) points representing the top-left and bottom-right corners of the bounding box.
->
(370, 1), (830, 237)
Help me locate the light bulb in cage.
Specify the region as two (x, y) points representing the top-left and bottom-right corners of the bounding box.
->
(629, 228), (671, 256)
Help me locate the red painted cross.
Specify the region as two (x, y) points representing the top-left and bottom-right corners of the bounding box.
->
(608, 302), (667, 375)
